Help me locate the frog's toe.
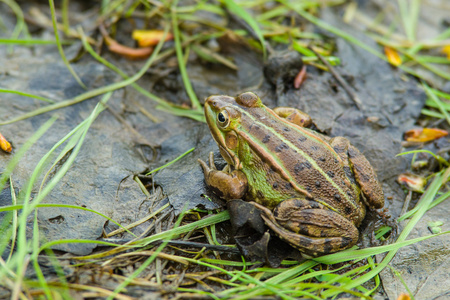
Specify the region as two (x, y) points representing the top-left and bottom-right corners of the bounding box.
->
(208, 152), (217, 170)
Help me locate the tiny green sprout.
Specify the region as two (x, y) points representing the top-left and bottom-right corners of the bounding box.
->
(427, 221), (444, 234)
(375, 225), (393, 241)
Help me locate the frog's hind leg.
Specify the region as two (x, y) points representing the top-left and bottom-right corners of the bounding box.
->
(252, 199), (359, 256)
(330, 137), (384, 209)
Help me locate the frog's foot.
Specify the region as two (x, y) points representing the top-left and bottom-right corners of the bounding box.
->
(330, 137), (384, 209)
(273, 107), (312, 128)
(198, 152), (248, 200)
(252, 199), (359, 256)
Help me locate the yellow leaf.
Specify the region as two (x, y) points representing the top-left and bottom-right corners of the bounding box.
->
(404, 128), (448, 142)
(442, 45), (450, 60)
(397, 293), (411, 300)
(0, 132), (12, 153)
(132, 30), (173, 47)
(384, 46), (402, 66)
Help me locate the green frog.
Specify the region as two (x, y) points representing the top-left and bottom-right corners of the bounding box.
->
(198, 92), (384, 256)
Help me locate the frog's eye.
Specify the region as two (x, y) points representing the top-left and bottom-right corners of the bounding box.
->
(217, 110), (230, 128)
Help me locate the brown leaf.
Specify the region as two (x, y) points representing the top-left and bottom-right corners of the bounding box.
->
(107, 42), (153, 60)
(0, 132), (12, 153)
(404, 128), (448, 142)
(100, 25), (153, 60)
(293, 65), (307, 89)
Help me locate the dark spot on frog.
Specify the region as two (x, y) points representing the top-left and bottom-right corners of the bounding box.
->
(334, 193), (341, 201)
(360, 173), (371, 182)
(273, 182), (278, 189)
(344, 166), (356, 184)
(301, 236), (312, 248)
(340, 236), (353, 248)
(311, 146), (318, 151)
(348, 147), (358, 158)
(319, 157), (326, 162)
(333, 145), (345, 153)
(298, 136), (307, 142)
(256, 190), (265, 199)
(285, 183), (292, 190)
(294, 162), (312, 174)
(344, 206), (353, 215)
(283, 127), (290, 132)
(262, 135), (271, 143)
(306, 186), (313, 193)
(294, 163), (304, 174)
(326, 170), (335, 178)
(354, 165), (370, 182)
(248, 123), (259, 131)
(315, 181), (321, 188)
(275, 143), (289, 152)
(334, 158), (339, 164)
(346, 190), (353, 197)
(298, 224), (310, 235)
(323, 238), (333, 253)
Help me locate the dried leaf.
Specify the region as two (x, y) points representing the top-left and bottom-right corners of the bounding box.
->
(100, 25), (153, 60)
(404, 128), (448, 142)
(107, 42), (153, 60)
(132, 30), (173, 47)
(397, 173), (427, 192)
(0, 132), (12, 153)
(442, 45), (450, 60)
(384, 46), (402, 66)
(293, 65), (307, 89)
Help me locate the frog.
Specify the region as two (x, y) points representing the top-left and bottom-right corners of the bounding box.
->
(198, 92), (384, 257)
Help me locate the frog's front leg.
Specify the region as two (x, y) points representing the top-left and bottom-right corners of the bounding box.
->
(253, 199), (359, 256)
(273, 107), (312, 128)
(198, 152), (248, 199)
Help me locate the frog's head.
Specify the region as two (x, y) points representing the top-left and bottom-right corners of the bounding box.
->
(204, 92), (263, 168)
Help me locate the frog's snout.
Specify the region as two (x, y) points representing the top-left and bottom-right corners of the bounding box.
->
(205, 95), (235, 111)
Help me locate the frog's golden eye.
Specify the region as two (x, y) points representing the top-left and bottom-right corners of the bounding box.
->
(217, 110), (230, 128)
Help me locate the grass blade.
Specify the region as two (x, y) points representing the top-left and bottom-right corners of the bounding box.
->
(171, 0), (202, 109)
(0, 24), (170, 126)
(222, 0), (267, 59)
(48, 0), (86, 89)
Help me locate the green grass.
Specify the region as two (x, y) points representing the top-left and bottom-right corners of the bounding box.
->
(1, 0), (449, 299)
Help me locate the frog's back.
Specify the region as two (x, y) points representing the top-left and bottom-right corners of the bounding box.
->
(237, 105), (361, 218)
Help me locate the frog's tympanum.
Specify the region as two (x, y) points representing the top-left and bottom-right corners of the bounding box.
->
(199, 92), (384, 257)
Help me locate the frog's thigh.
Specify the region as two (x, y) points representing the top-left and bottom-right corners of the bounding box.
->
(330, 137), (384, 209)
(273, 107), (312, 128)
(264, 199), (358, 255)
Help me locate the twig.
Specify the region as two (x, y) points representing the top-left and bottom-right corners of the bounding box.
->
(308, 46), (363, 110)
